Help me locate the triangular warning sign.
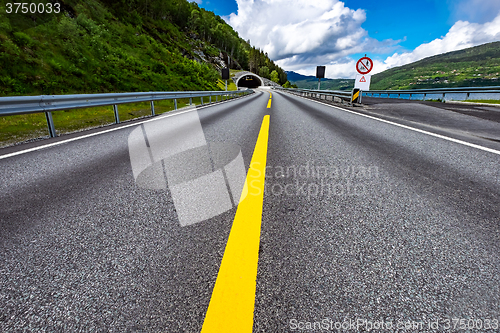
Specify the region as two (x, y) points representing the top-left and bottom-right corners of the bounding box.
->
(360, 76), (366, 82)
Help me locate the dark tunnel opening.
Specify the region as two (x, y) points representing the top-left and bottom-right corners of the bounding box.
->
(237, 75), (263, 89)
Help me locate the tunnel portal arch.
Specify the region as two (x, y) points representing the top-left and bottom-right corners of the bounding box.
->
(235, 73), (264, 89)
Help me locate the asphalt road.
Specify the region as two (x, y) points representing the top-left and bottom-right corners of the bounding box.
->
(1, 90), (499, 332)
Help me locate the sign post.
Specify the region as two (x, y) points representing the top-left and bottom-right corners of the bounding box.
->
(221, 68), (230, 91)
(316, 66), (325, 90)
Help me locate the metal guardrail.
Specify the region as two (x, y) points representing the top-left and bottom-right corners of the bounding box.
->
(0, 90), (253, 138)
(274, 87), (356, 104)
(276, 85), (500, 105)
(363, 86), (500, 100)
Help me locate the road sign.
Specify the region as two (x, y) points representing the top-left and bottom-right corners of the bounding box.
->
(356, 56), (373, 75)
(316, 66), (326, 90)
(316, 66), (325, 79)
(355, 74), (371, 91)
(351, 88), (361, 104)
(221, 68), (230, 80)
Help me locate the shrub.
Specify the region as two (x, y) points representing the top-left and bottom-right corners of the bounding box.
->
(12, 32), (33, 47)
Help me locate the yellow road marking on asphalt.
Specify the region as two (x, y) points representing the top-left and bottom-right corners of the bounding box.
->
(201, 115), (270, 333)
(267, 99), (272, 108)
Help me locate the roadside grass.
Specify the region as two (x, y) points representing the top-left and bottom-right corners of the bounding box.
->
(0, 97), (197, 148)
(465, 100), (500, 104)
(230, 69), (244, 76)
(217, 79), (237, 91)
(0, 92), (247, 148)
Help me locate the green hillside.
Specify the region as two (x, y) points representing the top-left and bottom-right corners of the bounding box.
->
(0, 0), (287, 96)
(371, 41), (500, 90)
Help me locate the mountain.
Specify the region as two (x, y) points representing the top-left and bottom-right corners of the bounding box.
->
(371, 41), (500, 90)
(286, 71), (354, 91)
(0, 0), (287, 96)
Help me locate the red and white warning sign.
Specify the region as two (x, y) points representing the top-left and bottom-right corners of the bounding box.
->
(355, 74), (371, 90)
(354, 56), (372, 90)
(356, 56), (373, 75)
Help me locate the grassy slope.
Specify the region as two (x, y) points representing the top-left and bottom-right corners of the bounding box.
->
(0, 0), (260, 147)
(371, 41), (500, 90)
(0, 0), (220, 96)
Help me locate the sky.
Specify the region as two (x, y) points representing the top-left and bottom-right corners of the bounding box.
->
(194, 0), (500, 78)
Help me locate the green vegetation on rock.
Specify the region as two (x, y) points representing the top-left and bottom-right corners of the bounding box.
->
(0, 0), (287, 96)
(0, 0), (284, 146)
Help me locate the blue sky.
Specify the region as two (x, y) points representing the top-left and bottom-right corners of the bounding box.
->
(195, 0), (500, 78)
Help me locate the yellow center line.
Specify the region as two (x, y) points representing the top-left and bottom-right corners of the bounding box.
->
(267, 99), (272, 108)
(201, 115), (270, 333)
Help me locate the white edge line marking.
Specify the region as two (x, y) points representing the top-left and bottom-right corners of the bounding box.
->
(0, 94), (254, 160)
(285, 92), (500, 156)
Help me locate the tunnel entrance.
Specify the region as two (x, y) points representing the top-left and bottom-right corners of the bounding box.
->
(236, 74), (263, 88)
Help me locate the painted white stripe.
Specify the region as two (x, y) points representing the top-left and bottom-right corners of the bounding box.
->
(287, 93), (500, 156)
(0, 96), (250, 160)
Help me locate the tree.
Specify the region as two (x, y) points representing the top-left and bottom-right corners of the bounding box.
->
(270, 70), (279, 83)
(259, 66), (270, 79)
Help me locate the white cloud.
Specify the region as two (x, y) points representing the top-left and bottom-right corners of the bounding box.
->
(227, 0), (500, 79)
(226, 0), (399, 78)
(228, 0), (392, 61)
(281, 9), (500, 79)
(379, 12), (500, 72)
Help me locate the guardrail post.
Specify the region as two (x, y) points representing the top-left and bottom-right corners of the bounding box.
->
(113, 105), (120, 124)
(201, 96), (204, 105)
(442, 93), (445, 102)
(466, 92), (470, 100)
(209, 95), (212, 103)
(174, 99), (177, 110)
(150, 101), (155, 116)
(45, 111), (56, 138)
(189, 97), (192, 106)
(423, 93), (426, 101)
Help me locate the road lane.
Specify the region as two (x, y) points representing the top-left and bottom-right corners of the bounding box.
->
(0, 90), (270, 332)
(253, 91), (500, 331)
(1, 88), (499, 332)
